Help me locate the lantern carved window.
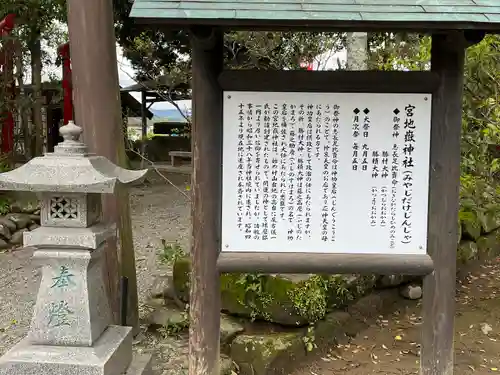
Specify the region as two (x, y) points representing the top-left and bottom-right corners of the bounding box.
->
(49, 196), (80, 220)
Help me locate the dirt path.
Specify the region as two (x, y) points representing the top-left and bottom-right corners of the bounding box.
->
(292, 260), (500, 375)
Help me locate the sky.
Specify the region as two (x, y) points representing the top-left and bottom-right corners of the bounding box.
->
(37, 20), (347, 115)
(43, 41), (347, 114)
(115, 45), (189, 112)
(118, 46), (347, 112)
(40, 42), (188, 112)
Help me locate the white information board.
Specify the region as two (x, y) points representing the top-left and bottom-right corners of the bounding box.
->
(221, 91), (432, 255)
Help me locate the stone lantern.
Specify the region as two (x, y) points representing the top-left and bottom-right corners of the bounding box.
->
(0, 121), (152, 375)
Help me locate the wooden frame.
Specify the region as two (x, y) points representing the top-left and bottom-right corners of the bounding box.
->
(187, 28), (467, 375)
(421, 32), (466, 375)
(218, 70), (440, 93)
(218, 253), (433, 274)
(189, 27), (223, 375)
(217, 68), (439, 276)
(139, 21), (469, 375)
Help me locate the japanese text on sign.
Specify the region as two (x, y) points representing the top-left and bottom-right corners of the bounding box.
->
(222, 92), (432, 255)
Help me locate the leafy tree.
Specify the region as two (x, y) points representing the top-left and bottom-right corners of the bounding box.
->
(368, 32), (500, 243)
(114, 0), (343, 108)
(1, 0), (67, 157)
(368, 33), (430, 71)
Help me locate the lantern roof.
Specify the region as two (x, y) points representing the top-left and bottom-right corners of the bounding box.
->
(0, 121), (147, 194)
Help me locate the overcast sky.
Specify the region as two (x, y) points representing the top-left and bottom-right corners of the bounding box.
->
(42, 40), (346, 114)
(118, 46), (346, 112)
(40, 42), (185, 112)
(115, 45), (188, 111)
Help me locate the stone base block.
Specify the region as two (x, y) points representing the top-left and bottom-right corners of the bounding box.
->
(0, 325), (132, 375)
(125, 353), (153, 375)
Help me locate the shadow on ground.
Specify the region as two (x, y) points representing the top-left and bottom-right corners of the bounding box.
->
(291, 259), (500, 375)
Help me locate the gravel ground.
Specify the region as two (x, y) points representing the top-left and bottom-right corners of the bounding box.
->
(0, 172), (192, 374)
(131, 172), (191, 304)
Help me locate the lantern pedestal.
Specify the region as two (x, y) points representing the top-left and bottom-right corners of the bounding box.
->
(0, 325), (147, 375)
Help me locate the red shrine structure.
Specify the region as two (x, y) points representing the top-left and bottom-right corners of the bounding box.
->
(0, 14), (16, 155)
(0, 17), (149, 159)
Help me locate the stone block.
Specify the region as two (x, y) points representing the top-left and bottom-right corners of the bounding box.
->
(5, 213), (32, 230)
(27, 245), (112, 346)
(220, 314), (244, 347)
(0, 325), (132, 375)
(375, 274), (418, 289)
(125, 353), (154, 375)
(400, 283), (423, 300)
(220, 355), (236, 375)
(230, 332), (304, 375)
(173, 257), (376, 326)
(457, 240), (479, 264)
(24, 223), (115, 250)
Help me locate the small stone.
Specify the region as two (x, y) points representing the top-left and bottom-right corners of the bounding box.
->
(220, 314), (244, 345)
(0, 223), (11, 240)
(29, 214), (40, 224)
(458, 241), (479, 263)
(314, 311), (351, 343)
(10, 228), (28, 245)
(230, 332), (304, 375)
(480, 212), (500, 234)
(9, 203), (21, 213)
(132, 332), (145, 345)
(21, 206), (38, 214)
(0, 238), (9, 250)
(144, 297), (165, 309)
(0, 216), (16, 232)
(9, 199), (39, 214)
(5, 213), (32, 229)
(400, 283), (422, 300)
(376, 275), (416, 288)
(481, 323), (493, 335)
(146, 306), (187, 328)
(149, 272), (173, 299)
(28, 223), (40, 231)
(220, 355), (236, 375)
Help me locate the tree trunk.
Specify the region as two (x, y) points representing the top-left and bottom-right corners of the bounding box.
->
(31, 36), (43, 156)
(346, 32), (368, 71)
(67, 0), (140, 332)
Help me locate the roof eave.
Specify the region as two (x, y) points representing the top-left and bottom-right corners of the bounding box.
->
(130, 16), (500, 33)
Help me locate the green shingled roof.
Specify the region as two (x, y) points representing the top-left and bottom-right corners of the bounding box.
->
(130, 0), (500, 28)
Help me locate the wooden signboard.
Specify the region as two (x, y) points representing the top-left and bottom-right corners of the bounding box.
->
(222, 91), (432, 255)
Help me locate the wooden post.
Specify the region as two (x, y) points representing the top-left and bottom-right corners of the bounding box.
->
(57, 43), (73, 125)
(189, 27), (223, 375)
(421, 32), (466, 375)
(140, 90), (147, 168)
(66, 0), (140, 332)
